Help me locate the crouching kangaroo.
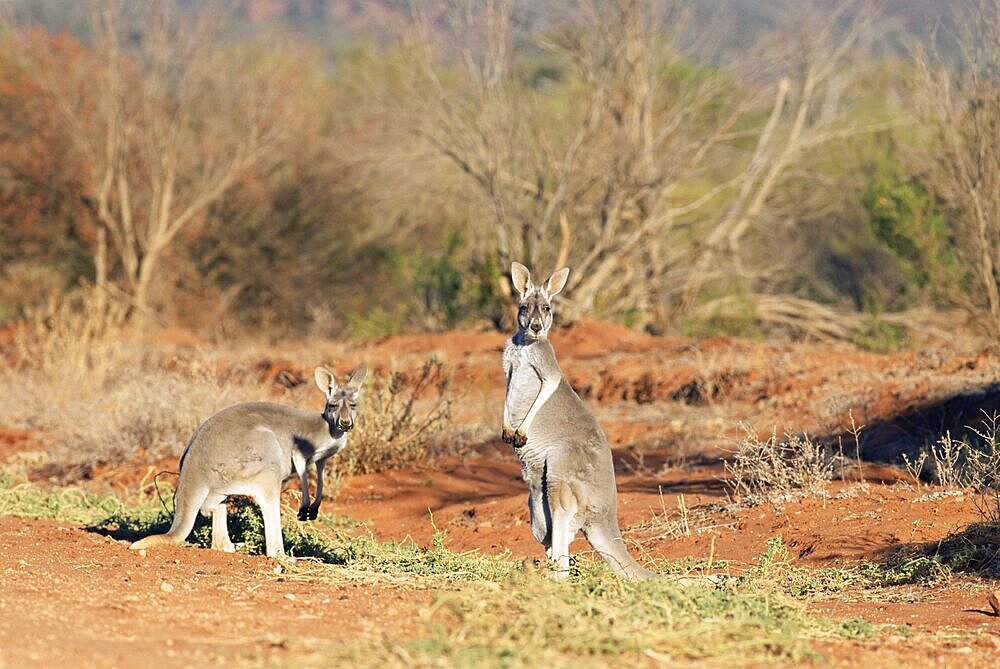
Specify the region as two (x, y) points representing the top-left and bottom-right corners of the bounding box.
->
(130, 365), (367, 558)
(502, 263), (656, 581)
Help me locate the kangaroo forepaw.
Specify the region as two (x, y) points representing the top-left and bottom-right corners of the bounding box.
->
(306, 505), (319, 521)
(297, 507), (310, 522)
(512, 429), (527, 447)
(501, 424), (516, 444)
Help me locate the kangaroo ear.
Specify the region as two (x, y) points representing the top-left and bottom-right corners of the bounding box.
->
(314, 366), (336, 395)
(546, 267), (570, 297)
(511, 262), (533, 297)
(347, 364), (369, 392)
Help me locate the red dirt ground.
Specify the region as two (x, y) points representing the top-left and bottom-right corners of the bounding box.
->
(3, 322), (1000, 667)
(0, 516), (434, 668)
(334, 455), (1000, 632)
(2, 457), (999, 668)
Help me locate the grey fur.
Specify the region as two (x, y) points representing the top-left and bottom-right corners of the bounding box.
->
(130, 364), (368, 557)
(502, 264), (655, 581)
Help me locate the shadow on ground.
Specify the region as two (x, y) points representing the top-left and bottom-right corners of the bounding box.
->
(822, 382), (1000, 463)
(872, 520), (1000, 583)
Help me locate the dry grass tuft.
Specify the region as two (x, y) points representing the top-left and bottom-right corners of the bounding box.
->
(0, 291), (459, 482)
(725, 425), (841, 505)
(344, 357), (456, 475)
(903, 413), (1000, 524)
(0, 290), (277, 480)
(9, 288), (130, 385)
(0, 350), (263, 481)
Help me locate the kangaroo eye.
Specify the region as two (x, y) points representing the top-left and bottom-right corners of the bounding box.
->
(542, 305), (551, 313)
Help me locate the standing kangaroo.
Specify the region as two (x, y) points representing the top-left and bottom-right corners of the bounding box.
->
(502, 263), (656, 581)
(130, 365), (367, 558)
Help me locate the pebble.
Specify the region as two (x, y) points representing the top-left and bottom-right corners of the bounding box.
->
(160, 582), (174, 593)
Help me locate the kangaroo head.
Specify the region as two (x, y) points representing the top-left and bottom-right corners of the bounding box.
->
(510, 262), (570, 340)
(314, 364), (368, 433)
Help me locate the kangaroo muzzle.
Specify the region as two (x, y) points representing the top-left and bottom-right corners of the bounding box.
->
(337, 406), (353, 431)
(323, 405), (353, 431)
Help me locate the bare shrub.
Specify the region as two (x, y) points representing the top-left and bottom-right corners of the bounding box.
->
(2, 292), (459, 482)
(10, 287), (129, 386)
(912, 414), (1000, 524)
(1, 288), (460, 482)
(901, 450), (929, 486)
(6, 1), (298, 322)
(925, 432), (968, 489)
(912, 0), (1000, 338)
(1, 291), (263, 481)
(725, 425), (840, 505)
(967, 416), (1000, 524)
(343, 358), (456, 475)
(0, 352), (262, 482)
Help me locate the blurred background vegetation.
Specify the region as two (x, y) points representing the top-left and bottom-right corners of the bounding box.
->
(0, 0), (997, 349)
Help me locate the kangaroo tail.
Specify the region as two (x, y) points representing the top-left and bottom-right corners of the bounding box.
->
(585, 523), (658, 582)
(129, 534), (177, 550)
(129, 478), (207, 551)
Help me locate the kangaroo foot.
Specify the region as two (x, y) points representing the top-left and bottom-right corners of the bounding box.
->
(501, 424), (516, 444)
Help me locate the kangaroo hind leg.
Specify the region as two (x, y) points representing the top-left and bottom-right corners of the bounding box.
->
(547, 482), (578, 581)
(251, 481), (286, 558)
(528, 462), (552, 552)
(204, 493), (235, 553)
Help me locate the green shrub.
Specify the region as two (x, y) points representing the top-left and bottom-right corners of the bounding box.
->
(862, 174), (963, 306)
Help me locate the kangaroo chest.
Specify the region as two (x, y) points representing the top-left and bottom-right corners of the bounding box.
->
(295, 434), (346, 466)
(503, 340), (551, 428)
(316, 437), (346, 463)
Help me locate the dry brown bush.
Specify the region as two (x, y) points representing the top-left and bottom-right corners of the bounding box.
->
(913, 0), (1000, 339)
(1, 290), (268, 480)
(4, 1), (300, 323)
(904, 415), (1000, 525)
(1, 292), (460, 482)
(10, 287), (129, 385)
(724, 425), (841, 505)
(342, 358), (456, 476)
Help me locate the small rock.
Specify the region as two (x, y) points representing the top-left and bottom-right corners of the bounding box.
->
(137, 549), (147, 558)
(284, 593), (296, 601)
(160, 582), (174, 593)
(988, 590), (1000, 617)
(273, 564), (284, 575)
